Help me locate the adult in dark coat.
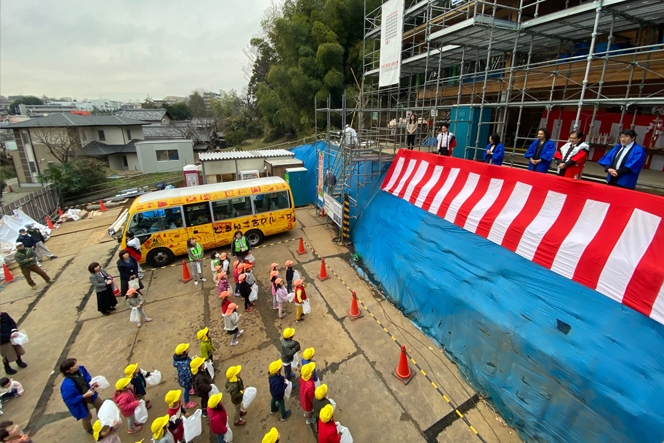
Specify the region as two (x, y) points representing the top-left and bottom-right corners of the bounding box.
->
(88, 262), (118, 315)
(116, 250), (143, 297)
(0, 312), (27, 375)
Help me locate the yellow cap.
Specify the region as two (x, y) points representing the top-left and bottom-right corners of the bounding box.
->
(301, 362), (315, 381)
(115, 377), (131, 390)
(315, 383), (328, 400)
(269, 359), (283, 375)
(303, 347), (315, 360)
(208, 392), (223, 408)
(190, 356), (206, 375)
(320, 404), (334, 423)
(124, 363), (138, 377)
(175, 343), (189, 355)
(92, 419), (103, 441)
(226, 365), (241, 382)
(262, 427), (280, 443)
(283, 328), (295, 339)
(165, 389), (181, 408)
(196, 327), (209, 341)
(151, 414), (170, 440)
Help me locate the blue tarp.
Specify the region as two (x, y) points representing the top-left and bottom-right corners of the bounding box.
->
(353, 190), (664, 443)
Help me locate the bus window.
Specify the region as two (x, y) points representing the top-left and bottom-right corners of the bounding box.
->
(128, 208), (183, 235)
(232, 196), (253, 217)
(211, 199), (233, 221)
(184, 203), (212, 227)
(252, 191), (291, 214)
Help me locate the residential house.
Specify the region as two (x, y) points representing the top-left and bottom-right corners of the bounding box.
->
(117, 109), (173, 125)
(5, 114), (148, 184)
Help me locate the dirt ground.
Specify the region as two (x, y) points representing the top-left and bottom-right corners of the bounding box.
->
(0, 205), (523, 443)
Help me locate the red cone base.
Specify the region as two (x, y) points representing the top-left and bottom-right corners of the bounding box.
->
(393, 344), (415, 385)
(296, 236), (306, 255)
(180, 260), (193, 283)
(347, 291), (363, 321)
(317, 257), (330, 281)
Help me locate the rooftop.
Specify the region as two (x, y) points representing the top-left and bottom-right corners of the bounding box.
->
(116, 109), (170, 122)
(79, 139), (140, 156)
(198, 149), (295, 161)
(4, 114), (148, 128)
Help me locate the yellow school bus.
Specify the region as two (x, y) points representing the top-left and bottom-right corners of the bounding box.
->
(119, 177), (296, 266)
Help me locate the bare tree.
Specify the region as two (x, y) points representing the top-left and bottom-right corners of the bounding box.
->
(30, 127), (82, 163)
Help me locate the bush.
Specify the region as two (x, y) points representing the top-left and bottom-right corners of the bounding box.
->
(38, 159), (108, 198)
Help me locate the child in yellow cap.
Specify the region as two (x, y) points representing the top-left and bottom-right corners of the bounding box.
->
(301, 347), (319, 383)
(191, 357), (213, 418)
(151, 414), (174, 443)
(225, 365), (247, 426)
(172, 343), (197, 409)
(197, 327), (216, 364)
(123, 363), (152, 408)
(111, 377), (142, 434)
(207, 393), (229, 442)
(268, 360), (292, 422)
(164, 389), (187, 443)
(92, 419), (121, 442)
(317, 404), (341, 442)
(299, 362), (317, 424)
(280, 328), (301, 380)
(262, 427), (280, 443)
(313, 383), (333, 421)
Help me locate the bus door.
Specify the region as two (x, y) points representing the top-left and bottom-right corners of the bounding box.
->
(183, 202), (216, 249)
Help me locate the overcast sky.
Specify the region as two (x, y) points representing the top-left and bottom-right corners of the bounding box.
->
(0, 0), (273, 102)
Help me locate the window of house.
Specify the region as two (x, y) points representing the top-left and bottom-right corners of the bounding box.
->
(252, 191), (291, 214)
(98, 130), (106, 141)
(184, 203), (212, 227)
(127, 207), (183, 235)
(126, 129), (132, 139)
(156, 149), (179, 161)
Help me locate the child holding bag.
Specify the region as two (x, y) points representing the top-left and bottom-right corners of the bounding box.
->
(219, 291), (231, 317)
(216, 270), (230, 296)
(294, 279), (307, 322)
(165, 389), (188, 442)
(275, 278), (289, 319)
(126, 288), (151, 328)
(111, 377), (142, 434)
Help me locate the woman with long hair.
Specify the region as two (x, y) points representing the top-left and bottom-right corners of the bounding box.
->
(88, 262), (118, 315)
(406, 114), (418, 150)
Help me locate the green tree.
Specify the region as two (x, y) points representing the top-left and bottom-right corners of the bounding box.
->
(8, 96), (44, 114)
(187, 91), (208, 117)
(141, 97), (160, 109)
(38, 159), (107, 199)
(165, 102), (192, 120)
(211, 89), (263, 146)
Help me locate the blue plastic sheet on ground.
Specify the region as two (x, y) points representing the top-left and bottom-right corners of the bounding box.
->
(353, 190), (664, 443)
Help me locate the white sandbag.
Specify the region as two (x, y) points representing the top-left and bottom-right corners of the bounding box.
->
(223, 418), (233, 442)
(291, 352), (300, 370)
(336, 423), (353, 443)
(129, 307), (140, 322)
(302, 299), (311, 315)
(210, 384), (220, 395)
(97, 400), (121, 427)
(90, 375), (110, 390)
(287, 292), (295, 303)
(10, 330), (28, 346)
(204, 360), (214, 379)
(284, 380), (293, 401)
(249, 284), (258, 302)
(146, 370), (161, 386)
(183, 409), (203, 441)
(241, 386), (257, 409)
(134, 399), (148, 424)
(245, 253), (255, 264)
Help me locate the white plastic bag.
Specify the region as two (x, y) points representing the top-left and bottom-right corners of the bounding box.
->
(242, 386), (257, 409)
(146, 370), (161, 386)
(90, 375), (110, 390)
(249, 284), (258, 302)
(210, 384), (219, 395)
(293, 270), (301, 281)
(183, 409), (203, 441)
(329, 398), (337, 410)
(10, 330), (28, 346)
(302, 299), (311, 315)
(291, 352), (300, 370)
(134, 399), (148, 424)
(284, 380), (293, 401)
(287, 292), (295, 303)
(336, 423), (353, 443)
(204, 360), (214, 379)
(97, 399), (121, 427)
(245, 253), (255, 264)
(223, 418), (233, 442)
(128, 279), (140, 290)
(314, 379), (321, 389)
(129, 307), (140, 322)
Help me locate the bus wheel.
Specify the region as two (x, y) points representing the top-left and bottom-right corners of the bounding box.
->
(245, 229), (264, 247)
(147, 248), (174, 267)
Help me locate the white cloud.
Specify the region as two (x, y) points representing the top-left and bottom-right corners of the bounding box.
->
(0, 0), (273, 101)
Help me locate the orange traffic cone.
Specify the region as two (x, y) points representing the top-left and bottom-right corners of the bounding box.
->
(348, 291), (363, 321)
(296, 236), (306, 255)
(2, 264), (15, 284)
(99, 200), (107, 212)
(317, 257), (330, 281)
(180, 260), (193, 283)
(45, 216), (55, 229)
(57, 207), (64, 217)
(393, 344), (415, 384)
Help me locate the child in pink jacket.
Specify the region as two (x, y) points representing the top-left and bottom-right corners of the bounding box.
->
(111, 378), (143, 434)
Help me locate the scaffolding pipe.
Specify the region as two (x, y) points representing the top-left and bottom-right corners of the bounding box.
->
(619, 25), (643, 131)
(500, 0), (525, 143)
(573, 0), (603, 131)
(589, 13), (614, 139)
(511, 34), (535, 167)
(473, 0), (498, 160)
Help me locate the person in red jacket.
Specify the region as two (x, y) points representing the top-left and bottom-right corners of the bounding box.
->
(206, 392), (228, 443)
(554, 130), (589, 179)
(220, 290), (231, 318)
(112, 377), (142, 434)
(299, 362), (316, 425)
(318, 404), (341, 443)
(165, 389), (188, 443)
